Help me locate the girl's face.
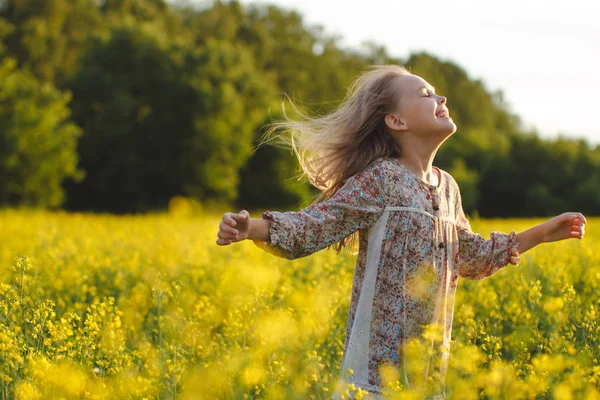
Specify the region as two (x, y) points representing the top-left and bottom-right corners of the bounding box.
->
(387, 74), (457, 137)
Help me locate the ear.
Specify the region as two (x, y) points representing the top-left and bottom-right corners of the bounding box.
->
(384, 113), (408, 132)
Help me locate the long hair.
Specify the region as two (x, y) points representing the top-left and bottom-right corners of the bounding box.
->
(261, 65), (409, 253)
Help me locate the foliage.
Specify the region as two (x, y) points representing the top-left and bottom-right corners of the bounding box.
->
(65, 24), (273, 212)
(237, 115), (316, 211)
(0, 0), (598, 216)
(0, 0), (102, 84)
(0, 58), (82, 208)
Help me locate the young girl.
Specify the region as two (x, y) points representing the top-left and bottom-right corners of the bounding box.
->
(215, 65), (587, 399)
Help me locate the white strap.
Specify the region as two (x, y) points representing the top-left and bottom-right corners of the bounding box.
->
(341, 210), (390, 384)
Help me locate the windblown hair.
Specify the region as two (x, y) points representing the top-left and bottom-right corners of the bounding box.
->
(260, 65), (410, 253)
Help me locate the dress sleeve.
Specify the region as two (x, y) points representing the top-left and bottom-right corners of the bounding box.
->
(454, 186), (521, 280)
(252, 162), (387, 260)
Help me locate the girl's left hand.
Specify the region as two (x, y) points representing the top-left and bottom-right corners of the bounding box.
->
(542, 212), (587, 243)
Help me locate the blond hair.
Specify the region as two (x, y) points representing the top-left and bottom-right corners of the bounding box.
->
(261, 65), (409, 252)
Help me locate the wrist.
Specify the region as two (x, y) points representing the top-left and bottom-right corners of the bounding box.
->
(248, 217), (271, 242)
(516, 224), (545, 254)
(538, 221), (551, 244)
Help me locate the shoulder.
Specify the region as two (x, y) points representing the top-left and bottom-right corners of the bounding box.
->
(351, 157), (394, 180)
(437, 168), (463, 208)
(340, 157), (395, 196)
(438, 168), (460, 191)
(368, 156), (404, 177)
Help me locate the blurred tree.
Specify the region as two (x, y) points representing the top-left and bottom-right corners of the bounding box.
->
(510, 134), (598, 217)
(181, 1), (369, 209)
(100, 0), (169, 16)
(179, 0), (374, 116)
(523, 184), (567, 217)
(448, 159), (479, 215)
(0, 0), (185, 86)
(0, 58), (82, 207)
(0, 0), (597, 216)
(181, 38), (274, 203)
(573, 172), (600, 215)
(236, 114), (315, 211)
(65, 25), (273, 212)
(99, 0), (185, 36)
(0, 0), (102, 84)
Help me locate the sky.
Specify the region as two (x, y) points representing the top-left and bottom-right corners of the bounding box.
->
(232, 0), (600, 145)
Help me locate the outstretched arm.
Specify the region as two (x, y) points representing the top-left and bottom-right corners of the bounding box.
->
(515, 212), (586, 253)
(456, 193), (587, 280)
(216, 162), (387, 259)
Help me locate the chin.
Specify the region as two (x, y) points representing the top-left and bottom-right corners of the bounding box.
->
(438, 119), (457, 136)
(448, 123), (458, 135)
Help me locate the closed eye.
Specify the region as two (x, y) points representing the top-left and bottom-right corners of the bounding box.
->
(417, 85), (436, 97)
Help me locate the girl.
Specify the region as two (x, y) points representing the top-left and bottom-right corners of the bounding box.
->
(215, 65), (587, 399)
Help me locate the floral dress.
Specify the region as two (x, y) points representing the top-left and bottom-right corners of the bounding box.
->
(253, 157), (520, 399)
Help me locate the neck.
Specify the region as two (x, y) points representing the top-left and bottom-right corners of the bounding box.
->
(395, 133), (445, 184)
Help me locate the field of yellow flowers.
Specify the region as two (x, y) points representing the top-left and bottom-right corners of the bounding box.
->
(0, 208), (598, 399)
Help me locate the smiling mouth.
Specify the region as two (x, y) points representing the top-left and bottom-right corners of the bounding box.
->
(435, 109), (449, 118)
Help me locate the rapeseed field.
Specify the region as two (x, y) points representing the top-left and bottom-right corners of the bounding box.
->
(0, 209), (597, 399)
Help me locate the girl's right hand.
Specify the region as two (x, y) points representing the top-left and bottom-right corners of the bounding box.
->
(216, 210), (250, 246)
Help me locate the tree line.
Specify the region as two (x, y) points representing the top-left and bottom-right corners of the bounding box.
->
(0, 0), (597, 217)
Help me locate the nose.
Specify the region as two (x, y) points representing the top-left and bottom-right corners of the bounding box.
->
(437, 95), (447, 105)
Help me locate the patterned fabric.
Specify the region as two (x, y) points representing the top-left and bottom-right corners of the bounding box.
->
(253, 157), (520, 398)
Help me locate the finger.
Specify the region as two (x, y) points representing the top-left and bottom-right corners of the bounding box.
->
(571, 228), (584, 238)
(223, 213), (237, 227)
(569, 212), (587, 224)
(219, 220), (238, 235)
(569, 230), (583, 239)
(571, 224), (583, 232)
(232, 210), (249, 221)
(217, 230), (238, 240)
(216, 238), (232, 246)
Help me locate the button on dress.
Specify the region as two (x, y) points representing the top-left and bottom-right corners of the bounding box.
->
(253, 157), (520, 399)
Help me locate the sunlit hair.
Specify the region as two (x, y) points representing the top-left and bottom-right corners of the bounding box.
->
(260, 64), (409, 253)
